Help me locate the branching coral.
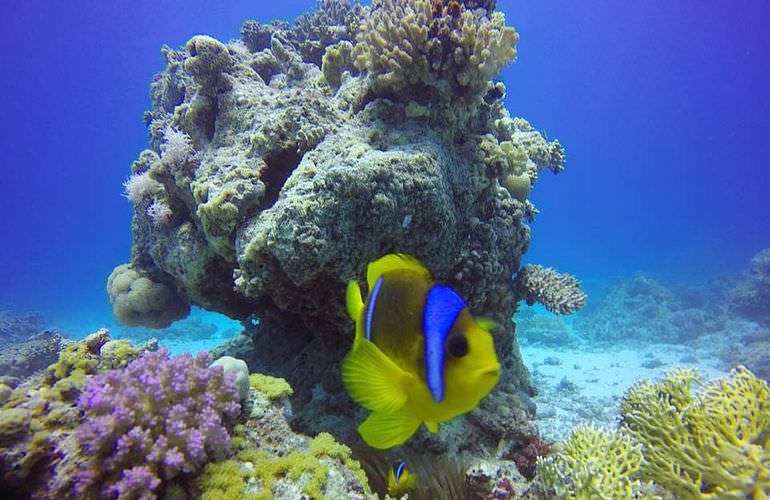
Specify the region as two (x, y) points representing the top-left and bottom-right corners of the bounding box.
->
(352, 0), (517, 99)
(620, 366), (770, 498)
(514, 264), (586, 315)
(71, 349), (241, 499)
(536, 425), (651, 499)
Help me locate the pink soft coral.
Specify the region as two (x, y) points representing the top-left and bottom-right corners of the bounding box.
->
(72, 349), (240, 499)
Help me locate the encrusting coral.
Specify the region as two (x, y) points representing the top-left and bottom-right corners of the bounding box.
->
(110, 0), (570, 459)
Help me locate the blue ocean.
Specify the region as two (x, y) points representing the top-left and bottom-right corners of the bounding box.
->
(1, 1), (768, 498)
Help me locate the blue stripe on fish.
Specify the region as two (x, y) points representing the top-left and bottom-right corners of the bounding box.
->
(394, 461), (406, 484)
(423, 284), (466, 403)
(364, 276), (384, 341)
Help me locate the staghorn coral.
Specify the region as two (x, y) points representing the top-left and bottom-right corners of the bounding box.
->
(536, 424), (652, 499)
(514, 264), (586, 315)
(69, 349), (241, 498)
(619, 366), (770, 498)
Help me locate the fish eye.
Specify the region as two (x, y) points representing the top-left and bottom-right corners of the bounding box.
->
(446, 332), (469, 357)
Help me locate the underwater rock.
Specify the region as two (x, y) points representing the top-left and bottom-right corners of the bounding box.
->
(729, 247), (770, 325)
(110, 1), (567, 461)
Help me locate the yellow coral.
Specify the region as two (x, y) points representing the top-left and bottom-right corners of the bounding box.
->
(621, 366), (770, 498)
(248, 373), (293, 400)
(536, 424), (651, 499)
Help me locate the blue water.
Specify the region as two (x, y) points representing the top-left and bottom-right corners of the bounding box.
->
(1, 1), (768, 338)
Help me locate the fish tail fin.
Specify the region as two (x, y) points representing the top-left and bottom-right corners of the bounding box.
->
(346, 280), (365, 346)
(366, 253), (431, 291)
(359, 409), (422, 449)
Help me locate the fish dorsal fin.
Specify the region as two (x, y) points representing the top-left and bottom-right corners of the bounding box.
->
(423, 284), (466, 403)
(358, 409), (422, 449)
(341, 339), (413, 413)
(366, 253), (431, 292)
(346, 280), (365, 348)
(476, 316), (499, 332)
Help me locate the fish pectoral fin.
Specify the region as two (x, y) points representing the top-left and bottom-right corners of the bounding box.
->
(425, 421), (440, 433)
(359, 409), (422, 450)
(346, 280), (365, 347)
(342, 339), (412, 413)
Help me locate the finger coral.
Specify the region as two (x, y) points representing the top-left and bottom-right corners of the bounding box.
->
(70, 349), (241, 498)
(352, 0), (517, 98)
(514, 264), (587, 315)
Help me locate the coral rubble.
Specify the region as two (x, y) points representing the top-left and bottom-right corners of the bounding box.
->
(110, 0), (567, 460)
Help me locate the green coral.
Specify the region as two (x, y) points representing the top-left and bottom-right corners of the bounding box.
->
(199, 430), (368, 499)
(536, 424), (652, 499)
(248, 373), (294, 400)
(620, 366), (770, 498)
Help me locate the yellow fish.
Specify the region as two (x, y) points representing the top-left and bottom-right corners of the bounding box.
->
(342, 253), (501, 449)
(387, 460), (417, 497)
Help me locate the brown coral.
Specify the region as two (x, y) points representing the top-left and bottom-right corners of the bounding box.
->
(514, 265), (587, 315)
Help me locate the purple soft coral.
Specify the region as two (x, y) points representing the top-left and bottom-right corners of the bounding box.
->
(73, 349), (240, 499)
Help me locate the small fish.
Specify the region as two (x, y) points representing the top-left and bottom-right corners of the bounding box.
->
(387, 460), (417, 497)
(342, 253), (501, 449)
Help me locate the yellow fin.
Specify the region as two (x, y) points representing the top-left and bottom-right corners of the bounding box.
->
(346, 280), (365, 347)
(341, 339), (412, 412)
(476, 316), (499, 332)
(359, 409), (422, 449)
(366, 253), (431, 292)
(425, 421), (440, 433)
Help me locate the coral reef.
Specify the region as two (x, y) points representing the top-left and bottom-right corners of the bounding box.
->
(729, 247), (770, 325)
(0, 331), (63, 379)
(719, 326), (770, 383)
(110, 1), (567, 461)
(514, 265), (586, 315)
(0, 330), (144, 498)
(574, 275), (728, 344)
(0, 310), (44, 347)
